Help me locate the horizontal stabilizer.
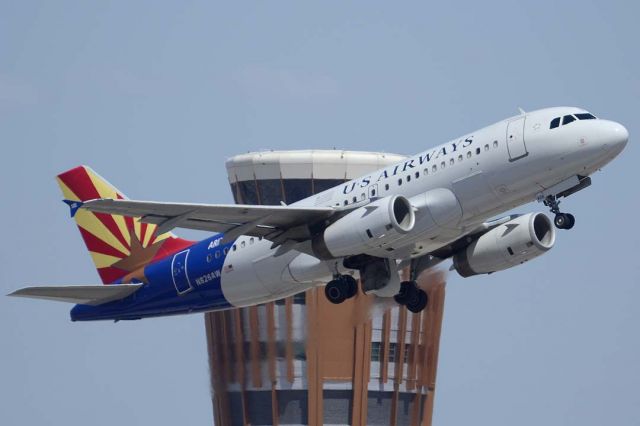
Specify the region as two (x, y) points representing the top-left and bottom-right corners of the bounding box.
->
(8, 284), (143, 305)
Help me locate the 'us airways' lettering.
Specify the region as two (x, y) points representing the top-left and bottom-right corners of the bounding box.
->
(342, 136), (474, 194)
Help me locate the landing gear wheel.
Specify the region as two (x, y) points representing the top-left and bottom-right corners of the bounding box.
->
(325, 275), (358, 304)
(554, 213), (575, 230)
(407, 290), (428, 313)
(342, 274), (358, 299)
(545, 195), (575, 231)
(325, 279), (347, 304)
(554, 213), (567, 229)
(565, 213), (575, 229)
(394, 281), (416, 305)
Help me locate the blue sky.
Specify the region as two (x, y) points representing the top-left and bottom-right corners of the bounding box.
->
(1, 1), (639, 425)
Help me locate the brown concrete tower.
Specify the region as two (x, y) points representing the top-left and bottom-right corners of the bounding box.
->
(205, 150), (447, 426)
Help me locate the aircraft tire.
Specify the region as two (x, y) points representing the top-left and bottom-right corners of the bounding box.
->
(394, 281), (417, 305)
(325, 279), (347, 304)
(407, 290), (428, 313)
(554, 213), (567, 229)
(342, 275), (358, 299)
(565, 213), (575, 229)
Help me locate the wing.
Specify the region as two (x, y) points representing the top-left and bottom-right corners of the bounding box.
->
(80, 198), (337, 242)
(8, 284), (143, 305)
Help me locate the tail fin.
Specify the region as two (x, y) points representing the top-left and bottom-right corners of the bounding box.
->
(56, 166), (193, 284)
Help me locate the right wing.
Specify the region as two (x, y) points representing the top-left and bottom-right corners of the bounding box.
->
(8, 284), (143, 305)
(80, 198), (340, 243)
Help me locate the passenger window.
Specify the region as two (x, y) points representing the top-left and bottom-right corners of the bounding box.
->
(406, 175), (410, 182)
(562, 115), (576, 125)
(344, 200), (348, 206)
(493, 140), (499, 148)
(458, 154), (463, 162)
(361, 193), (366, 200)
(550, 117), (561, 129)
(440, 161), (446, 169)
(398, 179), (402, 186)
(449, 158), (455, 166)
(424, 168), (428, 175)
(576, 113), (596, 120)
(385, 184), (389, 190)
(240, 241), (246, 248)
(467, 151), (472, 159)
(250, 237), (254, 244)
(232, 245), (237, 251)
(432, 164), (437, 172)
(484, 144), (489, 151)
(476, 147), (481, 155)
(415, 171), (420, 179)
(352, 196), (357, 203)
(215, 251), (221, 259)
(223, 247), (229, 255)
(371, 189), (376, 197)
(206, 253), (213, 263)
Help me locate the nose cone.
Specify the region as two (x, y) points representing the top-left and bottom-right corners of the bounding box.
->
(603, 120), (629, 154)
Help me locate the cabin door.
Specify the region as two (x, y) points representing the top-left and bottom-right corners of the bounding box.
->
(506, 117), (528, 161)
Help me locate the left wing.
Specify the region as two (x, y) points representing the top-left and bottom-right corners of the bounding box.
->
(80, 198), (338, 243)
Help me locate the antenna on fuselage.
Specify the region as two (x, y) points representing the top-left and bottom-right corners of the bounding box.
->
(518, 107), (526, 115)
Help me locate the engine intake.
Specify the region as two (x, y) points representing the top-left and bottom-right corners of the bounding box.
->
(453, 213), (555, 277)
(313, 195), (416, 259)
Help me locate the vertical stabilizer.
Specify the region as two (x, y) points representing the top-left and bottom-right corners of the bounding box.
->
(56, 166), (193, 284)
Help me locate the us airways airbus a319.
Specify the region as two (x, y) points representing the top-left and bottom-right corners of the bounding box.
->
(10, 107), (628, 321)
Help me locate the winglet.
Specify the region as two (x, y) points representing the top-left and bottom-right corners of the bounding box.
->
(63, 199), (84, 218)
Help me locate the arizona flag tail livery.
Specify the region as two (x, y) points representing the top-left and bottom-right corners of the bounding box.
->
(56, 166), (193, 284)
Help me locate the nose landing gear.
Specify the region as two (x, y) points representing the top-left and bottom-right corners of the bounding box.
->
(543, 195), (575, 230)
(324, 274), (358, 304)
(394, 281), (428, 313)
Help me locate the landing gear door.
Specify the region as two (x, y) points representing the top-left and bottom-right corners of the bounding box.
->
(506, 117), (528, 161)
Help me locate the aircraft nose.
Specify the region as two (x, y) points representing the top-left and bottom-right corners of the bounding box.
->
(603, 120), (629, 153)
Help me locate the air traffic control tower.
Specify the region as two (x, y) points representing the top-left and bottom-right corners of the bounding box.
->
(205, 150), (447, 426)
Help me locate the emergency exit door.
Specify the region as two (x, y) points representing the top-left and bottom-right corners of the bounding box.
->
(506, 117), (528, 161)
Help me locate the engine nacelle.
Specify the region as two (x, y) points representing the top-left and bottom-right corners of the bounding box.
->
(452, 213), (555, 277)
(313, 195), (415, 259)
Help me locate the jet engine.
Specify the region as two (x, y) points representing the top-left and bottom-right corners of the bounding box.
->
(452, 213), (555, 277)
(312, 195), (415, 258)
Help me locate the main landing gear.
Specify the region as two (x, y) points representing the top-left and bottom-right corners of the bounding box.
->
(324, 274), (358, 304)
(394, 281), (428, 313)
(543, 195), (575, 230)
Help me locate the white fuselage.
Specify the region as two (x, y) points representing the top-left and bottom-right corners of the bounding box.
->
(220, 107), (628, 307)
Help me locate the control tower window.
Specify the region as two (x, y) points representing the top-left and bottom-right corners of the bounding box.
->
(562, 115), (576, 125)
(550, 117), (561, 129)
(576, 113), (596, 120)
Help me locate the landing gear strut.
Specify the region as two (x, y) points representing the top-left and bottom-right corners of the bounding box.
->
(394, 281), (428, 313)
(324, 274), (358, 304)
(543, 195), (575, 230)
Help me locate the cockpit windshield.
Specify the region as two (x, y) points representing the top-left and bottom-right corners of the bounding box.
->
(549, 112), (597, 129)
(575, 113), (596, 120)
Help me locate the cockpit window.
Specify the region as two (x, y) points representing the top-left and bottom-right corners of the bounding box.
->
(562, 115), (576, 125)
(550, 117), (561, 129)
(575, 113), (596, 120)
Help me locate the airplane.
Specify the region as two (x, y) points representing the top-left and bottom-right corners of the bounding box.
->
(9, 107), (628, 321)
